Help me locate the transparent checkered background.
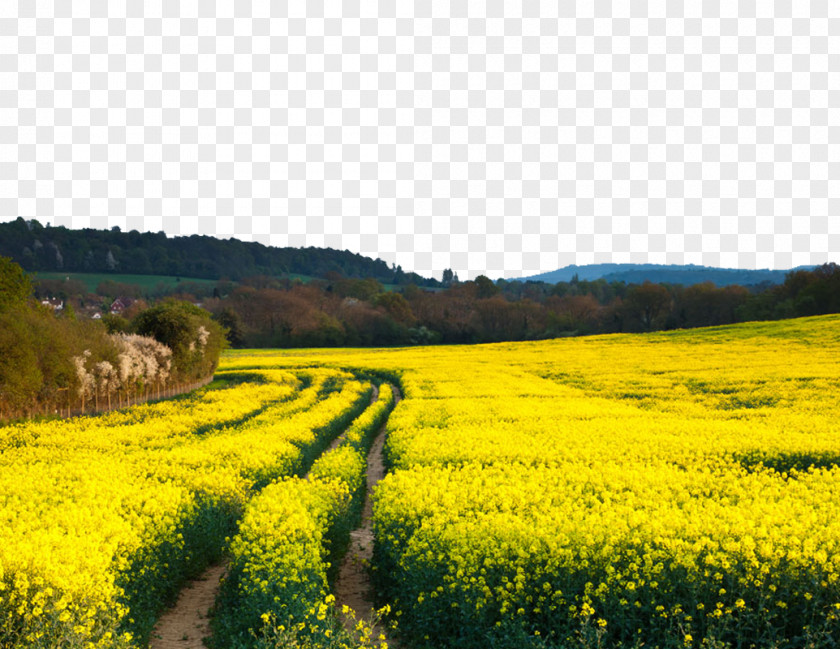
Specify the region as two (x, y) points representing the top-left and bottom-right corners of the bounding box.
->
(1, 1), (838, 280)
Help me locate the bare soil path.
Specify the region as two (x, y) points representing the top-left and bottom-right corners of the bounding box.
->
(148, 563), (227, 649)
(334, 383), (401, 646)
(148, 382), (382, 649)
(321, 384), (380, 457)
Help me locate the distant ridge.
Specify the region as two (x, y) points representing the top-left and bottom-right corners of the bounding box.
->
(512, 263), (816, 287)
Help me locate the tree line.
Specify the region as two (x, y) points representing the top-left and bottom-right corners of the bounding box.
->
(195, 263), (840, 348)
(0, 257), (226, 420)
(4, 245), (839, 411)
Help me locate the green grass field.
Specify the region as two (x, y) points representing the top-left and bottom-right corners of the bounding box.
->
(31, 272), (220, 293)
(32, 270), (408, 295)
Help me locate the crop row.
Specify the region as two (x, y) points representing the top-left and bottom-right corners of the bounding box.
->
(0, 368), (371, 648)
(142, 315), (840, 648)
(215, 384), (395, 649)
(364, 316), (840, 648)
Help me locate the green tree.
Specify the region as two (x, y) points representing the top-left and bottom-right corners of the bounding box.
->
(101, 313), (129, 333)
(214, 306), (244, 347)
(473, 275), (499, 299)
(0, 309), (42, 415)
(0, 257), (32, 311)
(334, 277), (383, 301)
(374, 292), (416, 325)
(132, 301), (226, 381)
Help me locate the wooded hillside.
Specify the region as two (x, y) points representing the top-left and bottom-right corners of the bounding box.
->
(0, 218), (438, 287)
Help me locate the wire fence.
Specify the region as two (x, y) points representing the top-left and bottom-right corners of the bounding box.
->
(0, 375), (215, 423)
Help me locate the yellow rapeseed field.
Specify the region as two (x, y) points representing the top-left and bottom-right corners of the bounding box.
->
(214, 385), (396, 648)
(2, 315), (838, 649)
(222, 315), (840, 648)
(0, 368), (371, 648)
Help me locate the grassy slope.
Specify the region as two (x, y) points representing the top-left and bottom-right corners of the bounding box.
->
(34, 271), (401, 293)
(32, 271), (219, 293)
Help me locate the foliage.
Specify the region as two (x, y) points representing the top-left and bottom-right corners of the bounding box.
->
(204, 264), (839, 348)
(0, 308), (43, 411)
(131, 300), (226, 381)
(0, 297), (121, 417)
(214, 306), (245, 347)
(0, 218), (436, 286)
(8, 220), (840, 348)
(0, 259), (227, 419)
(624, 281), (672, 330)
(0, 255), (32, 311)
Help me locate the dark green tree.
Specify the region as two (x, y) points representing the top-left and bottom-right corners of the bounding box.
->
(0, 256), (32, 311)
(214, 307), (245, 347)
(473, 275), (500, 299)
(0, 310), (42, 415)
(375, 292), (416, 325)
(132, 301), (226, 381)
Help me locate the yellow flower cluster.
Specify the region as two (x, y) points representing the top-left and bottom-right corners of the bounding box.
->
(5, 313), (838, 648)
(311, 384), (395, 504)
(215, 384), (395, 648)
(0, 368), (370, 648)
(368, 315), (840, 647)
(214, 476), (351, 646)
(219, 315), (840, 648)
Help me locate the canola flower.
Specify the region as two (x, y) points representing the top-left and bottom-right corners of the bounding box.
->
(221, 315), (840, 648)
(4, 315), (840, 649)
(0, 368), (371, 648)
(311, 384), (395, 509)
(215, 476), (352, 648)
(215, 384), (395, 649)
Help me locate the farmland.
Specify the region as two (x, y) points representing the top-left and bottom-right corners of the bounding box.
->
(1, 315), (839, 648)
(31, 272), (221, 293)
(0, 368), (375, 647)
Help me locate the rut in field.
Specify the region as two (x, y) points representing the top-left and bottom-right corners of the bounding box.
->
(334, 383), (402, 646)
(148, 382), (386, 649)
(148, 563), (227, 649)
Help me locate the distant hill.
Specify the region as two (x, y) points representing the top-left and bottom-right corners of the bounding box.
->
(513, 263), (816, 287)
(0, 218), (439, 287)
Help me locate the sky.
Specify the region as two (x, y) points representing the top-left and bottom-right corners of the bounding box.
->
(1, 1), (838, 280)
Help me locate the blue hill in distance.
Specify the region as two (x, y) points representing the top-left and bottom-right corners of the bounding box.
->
(510, 263), (817, 287)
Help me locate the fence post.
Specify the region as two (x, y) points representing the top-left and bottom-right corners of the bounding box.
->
(2, 373), (216, 424)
